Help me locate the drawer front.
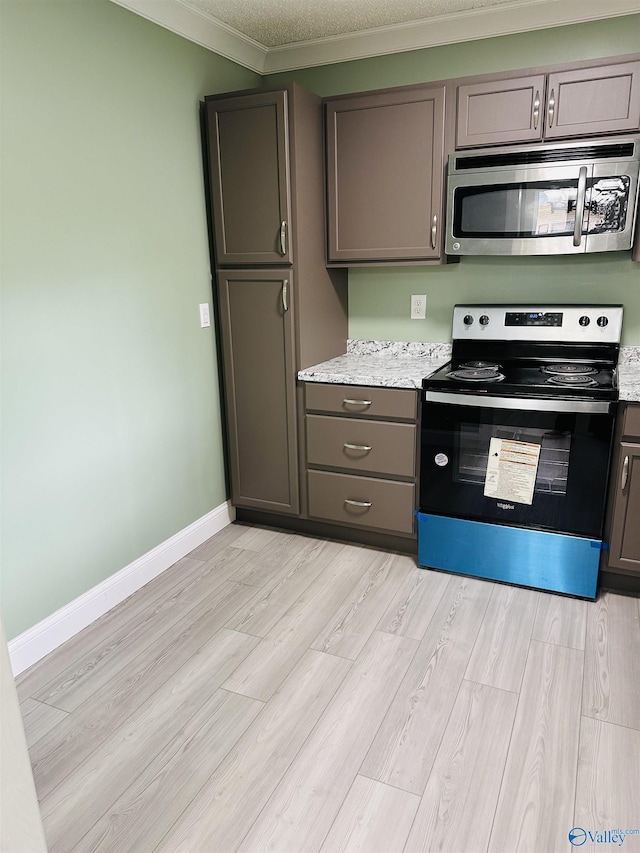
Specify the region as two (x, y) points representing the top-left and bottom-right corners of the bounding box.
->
(308, 470), (415, 534)
(623, 404), (640, 439)
(305, 383), (416, 420)
(307, 415), (415, 478)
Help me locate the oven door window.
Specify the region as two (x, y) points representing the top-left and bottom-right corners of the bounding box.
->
(420, 402), (615, 539)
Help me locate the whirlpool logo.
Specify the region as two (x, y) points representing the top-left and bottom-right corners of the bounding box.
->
(496, 502), (515, 510)
(568, 827), (640, 847)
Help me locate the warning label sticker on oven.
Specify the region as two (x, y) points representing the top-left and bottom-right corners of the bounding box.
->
(483, 438), (541, 506)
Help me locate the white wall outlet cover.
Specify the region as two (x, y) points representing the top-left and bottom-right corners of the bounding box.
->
(411, 294), (427, 320)
(199, 303), (211, 328)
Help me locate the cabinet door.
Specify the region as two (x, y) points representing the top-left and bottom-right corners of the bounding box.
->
(217, 270), (299, 514)
(206, 91), (292, 265)
(608, 441), (640, 573)
(456, 74), (546, 147)
(326, 86), (445, 263)
(546, 61), (640, 139)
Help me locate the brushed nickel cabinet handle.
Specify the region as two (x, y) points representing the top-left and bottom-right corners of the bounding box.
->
(548, 88), (555, 128)
(343, 443), (372, 452)
(431, 214), (438, 249)
(622, 455), (629, 491)
(344, 498), (373, 508)
(282, 279), (288, 312)
(573, 166), (587, 247)
(533, 90), (540, 129)
(343, 398), (372, 407)
(279, 220), (287, 256)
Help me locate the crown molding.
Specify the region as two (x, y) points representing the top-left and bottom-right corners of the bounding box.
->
(110, 0), (639, 74)
(110, 0), (267, 73)
(263, 0), (640, 73)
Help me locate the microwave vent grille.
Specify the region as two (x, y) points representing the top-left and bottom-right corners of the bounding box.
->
(454, 142), (636, 171)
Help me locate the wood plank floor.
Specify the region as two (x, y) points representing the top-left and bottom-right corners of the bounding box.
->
(17, 523), (640, 853)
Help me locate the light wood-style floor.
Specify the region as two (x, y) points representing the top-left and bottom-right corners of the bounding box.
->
(17, 523), (640, 853)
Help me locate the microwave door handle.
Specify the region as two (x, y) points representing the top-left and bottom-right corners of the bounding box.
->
(573, 166), (588, 247)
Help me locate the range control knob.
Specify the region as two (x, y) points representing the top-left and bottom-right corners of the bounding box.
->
(579, 315), (591, 327)
(479, 315), (490, 326)
(597, 316), (609, 328)
(463, 314), (474, 326)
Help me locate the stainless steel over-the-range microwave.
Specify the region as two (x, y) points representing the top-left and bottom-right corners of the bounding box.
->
(445, 136), (640, 256)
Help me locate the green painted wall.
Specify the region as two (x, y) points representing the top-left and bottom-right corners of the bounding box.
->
(0, 0), (259, 640)
(268, 15), (640, 345)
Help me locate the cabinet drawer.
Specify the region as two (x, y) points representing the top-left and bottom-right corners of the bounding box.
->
(308, 470), (415, 534)
(305, 383), (416, 420)
(307, 415), (415, 477)
(623, 404), (640, 439)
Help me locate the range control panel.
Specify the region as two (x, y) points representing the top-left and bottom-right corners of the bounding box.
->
(453, 305), (623, 344)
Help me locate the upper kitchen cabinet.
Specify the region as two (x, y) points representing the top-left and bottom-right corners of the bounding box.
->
(456, 58), (640, 148)
(325, 85), (446, 265)
(205, 90), (292, 265)
(456, 74), (546, 146)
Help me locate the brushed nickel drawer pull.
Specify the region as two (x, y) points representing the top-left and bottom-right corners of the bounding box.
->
(343, 398), (372, 407)
(344, 498), (373, 508)
(548, 88), (555, 128)
(532, 89), (540, 129)
(343, 443), (372, 452)
(279, 220), (288, 256)
(431, 214), (438, 249)
(282, 279), (289, 312)
(622, 455), (629, 490)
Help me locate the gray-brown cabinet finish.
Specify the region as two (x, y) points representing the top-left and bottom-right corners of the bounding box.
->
(325, 85), (446, 264)
(217, 269), (299, 514)
(305, 383), (418, 537)
(456, 58), (640, 148)
(206, 90), (292, 266)
(606, 404), (640, 575)
(204, 83), (348, 518)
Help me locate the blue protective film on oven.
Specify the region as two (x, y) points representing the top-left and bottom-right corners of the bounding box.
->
(416, 512), (600, 599)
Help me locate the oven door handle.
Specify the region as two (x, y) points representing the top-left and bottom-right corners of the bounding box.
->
(424, 390), (614, 415)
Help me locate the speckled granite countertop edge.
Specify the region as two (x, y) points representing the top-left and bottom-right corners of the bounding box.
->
(298, 341), (640, 400)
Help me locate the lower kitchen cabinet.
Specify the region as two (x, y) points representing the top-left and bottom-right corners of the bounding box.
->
(308, 470), (415, 535)
(217, 269), (299, 514)
(605, 404), (640, 575)
(305, 383), (418, 537)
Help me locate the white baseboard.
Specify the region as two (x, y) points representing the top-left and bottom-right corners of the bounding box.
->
(8, 501), (235, 676)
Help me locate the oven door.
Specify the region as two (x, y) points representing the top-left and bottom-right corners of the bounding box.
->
(420, 392), (616, 539)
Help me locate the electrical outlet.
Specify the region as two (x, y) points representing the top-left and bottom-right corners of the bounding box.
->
(411, 294), (427, 320)
(199, 303), (211, 328)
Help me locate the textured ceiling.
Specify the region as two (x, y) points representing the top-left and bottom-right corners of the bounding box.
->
(182, 0), (523, 46)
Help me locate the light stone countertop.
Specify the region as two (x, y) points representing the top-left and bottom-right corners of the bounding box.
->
(297, 341), (451, 390)
(298, 341), (640, 401)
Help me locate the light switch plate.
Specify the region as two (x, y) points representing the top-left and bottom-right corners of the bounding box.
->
(199, 303), (211, 328)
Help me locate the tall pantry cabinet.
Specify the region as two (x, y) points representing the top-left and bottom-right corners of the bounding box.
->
(204, 84), (348, 516)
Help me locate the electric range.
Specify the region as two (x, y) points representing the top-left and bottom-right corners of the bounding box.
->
(417, 304), (623, 599)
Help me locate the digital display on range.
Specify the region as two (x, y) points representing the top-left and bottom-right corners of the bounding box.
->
(505, 312), (563, 327)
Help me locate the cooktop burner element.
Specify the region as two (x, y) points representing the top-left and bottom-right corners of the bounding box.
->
(541, 364), (598, 376)
(546, 374), (599, 387)
(461, 360), (500, 370)
(449, 367), (505, 382)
